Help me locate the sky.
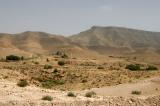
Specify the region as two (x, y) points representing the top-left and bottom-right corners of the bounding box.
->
(0, 0), (160, 35)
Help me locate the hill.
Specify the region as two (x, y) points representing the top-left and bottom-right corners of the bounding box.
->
(0, 31), (95, 58)
(70, 26), (160, 55)
(0, 31), (72, 53)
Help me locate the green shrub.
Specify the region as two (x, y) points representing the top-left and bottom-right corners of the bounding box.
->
(85, 91), (96, 97)
(17, 79), (28, 87)
(6, 55), (21, 61)
(126, 64), (140, 71)
(44, 64), (53, 69)
(131, 90), (141, 95)
(146, 65), (158, 70)
(67, 92), (76, 97)
(41, 80), (55, 89)
(42, 95), (53, 101)
(58, 61), (65, 66)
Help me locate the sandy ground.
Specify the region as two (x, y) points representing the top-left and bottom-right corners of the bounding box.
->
(91, 77), (160, 98)
(0, 77), (160, 106)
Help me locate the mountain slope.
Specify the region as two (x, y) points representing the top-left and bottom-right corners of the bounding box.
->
(0, 31), (77, 56)
(70, 26), (160, 54)
(0, 31), (99, 58)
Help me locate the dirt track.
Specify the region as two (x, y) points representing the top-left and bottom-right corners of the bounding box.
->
(91, 77), (160, 97)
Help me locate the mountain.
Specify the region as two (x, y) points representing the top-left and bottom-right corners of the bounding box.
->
(0, 26), (160, 59)
(0, 31), (76, 56)
(70, 26), (160, 55)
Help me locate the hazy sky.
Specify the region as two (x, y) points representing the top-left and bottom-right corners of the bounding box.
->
(0, 0), (160, 35)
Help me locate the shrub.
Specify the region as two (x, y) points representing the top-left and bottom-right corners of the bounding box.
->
(58, 61), (65, 66)
(40, 79), (65, 89)
(17, 79), (28, 87)
(33, 61), (39, 65)
(146, 65), (158, 70)
(52, 68), (58, 73)
(67, 92), (76, 97)
(46, 58), (49, 62)
(85, 91), (96, 97)
(55, 51), (63, 56)
(61, 54), (68, 58)
(41, 80), (55, 89)
(97, 66), (104, 69)
(131, 90), (141, 95)
(44, 64), (53, 69)
(6, 55), (21, 61)
(42, 95), (53, 101)
(81, 79), (87, 83)
(126, 64), (140, 71)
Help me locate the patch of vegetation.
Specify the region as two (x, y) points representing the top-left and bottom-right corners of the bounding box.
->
(126, 63), (158, 71)
(37, 78), (65, 89)
(42, 95), (53, 101)
(131, 90), (141, 95)
(44, 64), (53, 69)
(85, 91), (96, 97)
(126, 64), (140, 71)
(6, 55), (23, 61)
(146, 65), (158, 70)
(17, 79), (28, 87)
(41, 80), (54, 88)
(67, 92), (76, 97)
(58, 60), (65, 66)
